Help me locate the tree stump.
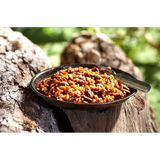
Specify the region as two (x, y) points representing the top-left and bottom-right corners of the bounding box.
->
(0, 27), (70, 132)
(1, 28), (158, 133)
(60, 31), (159, 132)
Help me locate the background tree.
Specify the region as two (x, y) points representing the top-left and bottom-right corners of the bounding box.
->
(1, 27), (158, 132)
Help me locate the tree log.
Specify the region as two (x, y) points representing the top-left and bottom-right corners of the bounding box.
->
(61, 31), (159, 132)
(1, 28), (158, 133)
(0, 27), (64, 132)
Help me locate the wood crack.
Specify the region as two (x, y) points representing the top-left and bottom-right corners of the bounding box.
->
(0, 27), (159, 133)
(0, 27), (60, 132)
(60, 30), (159, 132)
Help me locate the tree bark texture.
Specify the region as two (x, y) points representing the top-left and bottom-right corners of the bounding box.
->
(0, 28), (158, 133)
(61, 31), (159, 132)
(0, 27), (63, 133)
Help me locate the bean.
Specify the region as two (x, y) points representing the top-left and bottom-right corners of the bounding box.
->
(68, 75), (73, 80)
(85, 90), (92, 98)
(59, 81), (66, 86)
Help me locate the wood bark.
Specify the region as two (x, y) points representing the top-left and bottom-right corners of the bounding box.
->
(1, 28), (158, 133)
(61, 31), (159, 132)
(0, 27), (70, 132)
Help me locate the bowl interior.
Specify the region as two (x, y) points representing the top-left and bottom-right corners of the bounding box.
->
(30, 64), (137, 110)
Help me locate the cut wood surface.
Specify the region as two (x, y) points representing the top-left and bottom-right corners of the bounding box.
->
(0, 28), (158, 133)
(61, 31), (159, 132)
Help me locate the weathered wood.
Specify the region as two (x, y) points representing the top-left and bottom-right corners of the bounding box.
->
(61, 31), (159, 132)
(0, 27), (62, 132)
(1, 28), (158, 133)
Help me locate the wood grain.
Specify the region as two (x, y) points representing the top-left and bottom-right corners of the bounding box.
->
(61, 31), (159, 132)
(0, 27), (60, 132)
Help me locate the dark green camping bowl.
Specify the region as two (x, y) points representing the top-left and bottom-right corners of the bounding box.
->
(30, 64), (137, 110)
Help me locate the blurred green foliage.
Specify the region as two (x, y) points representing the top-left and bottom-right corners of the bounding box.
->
(12, 27), (160, 128)
(12, 27), (87, 44)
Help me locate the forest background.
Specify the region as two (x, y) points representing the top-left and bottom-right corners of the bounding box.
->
(11, 27), (160, 128)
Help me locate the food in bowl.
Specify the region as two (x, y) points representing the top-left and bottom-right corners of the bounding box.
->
(36, 66), (131, 103)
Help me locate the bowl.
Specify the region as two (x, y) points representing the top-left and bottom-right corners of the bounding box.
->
(30, 64), (137, 110)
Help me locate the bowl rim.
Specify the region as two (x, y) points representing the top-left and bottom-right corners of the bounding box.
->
(30, 64), (137, 106)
